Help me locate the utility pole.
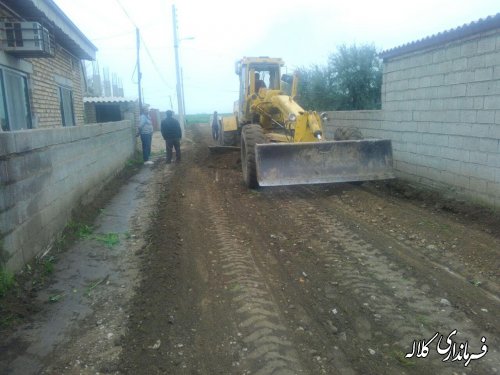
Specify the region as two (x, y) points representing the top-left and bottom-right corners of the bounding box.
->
(172, 5), (185, 134)
(136, 27), (142, 110)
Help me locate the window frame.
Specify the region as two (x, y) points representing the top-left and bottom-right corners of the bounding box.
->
(58, 85), (75, 127)
(0, 66), (32, 131)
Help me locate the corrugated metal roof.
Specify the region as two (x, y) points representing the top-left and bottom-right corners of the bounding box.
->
(84, 97), (136, 103)
(379, 13), (500, 60)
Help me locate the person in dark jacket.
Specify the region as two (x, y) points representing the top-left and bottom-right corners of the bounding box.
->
(211, 111), (220, 141)
(161, 110), (182, 163)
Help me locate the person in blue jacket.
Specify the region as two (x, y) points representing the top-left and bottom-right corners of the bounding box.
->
(138, 107), (154, 165)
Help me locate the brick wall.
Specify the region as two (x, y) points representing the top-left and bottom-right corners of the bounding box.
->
(28, 48), (85, 128)
(0, 121), (136, 272)
(324, 28), (500, 209)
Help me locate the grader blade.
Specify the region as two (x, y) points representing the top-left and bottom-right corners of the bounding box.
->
(255, 139), (394, 186)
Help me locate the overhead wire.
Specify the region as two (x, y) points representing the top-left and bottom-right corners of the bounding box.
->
(140, 35), (174, 89)
(112, 0), (174, 100)
(114, 0), (137, 27)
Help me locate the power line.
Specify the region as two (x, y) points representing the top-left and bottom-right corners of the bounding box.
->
(114, 0), (137, 27)
(92, 29), (135, 41)
(140, 35), (174, 89)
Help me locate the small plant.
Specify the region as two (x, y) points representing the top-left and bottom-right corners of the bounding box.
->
(126, 157), (143, 167)
(0, 268), (15, 297)
(469, 279), (482, 287)
(392, 350), (416, 367)
(0, 313), (16, 328)
(48, 293), (65, 303)
(94, 233), (120, 248)
(68, 221), (93, 239)
(42, 256), (56, 276)
(415, 315), (428, 326)
(84, 275), (109, 296)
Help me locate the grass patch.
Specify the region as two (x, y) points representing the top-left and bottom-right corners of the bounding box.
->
(68, 221), (93, 239)
(392, 350), (416, 367)
(42, 256), (56, 276)
(415, 315), (428, 326)
(126, 155), (144, 168)
(0, 268), (15, 297)
(94, 233), (120, 248)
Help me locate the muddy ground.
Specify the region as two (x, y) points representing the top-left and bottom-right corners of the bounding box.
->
(1, 124), (499, 374)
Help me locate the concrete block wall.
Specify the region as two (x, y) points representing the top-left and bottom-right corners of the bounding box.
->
(324, 28), (500, 209)
(0, 121), (136, 272)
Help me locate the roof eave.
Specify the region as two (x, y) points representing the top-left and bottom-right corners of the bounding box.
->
(379, 13), (500, 61)
(3, 0), (97, 60)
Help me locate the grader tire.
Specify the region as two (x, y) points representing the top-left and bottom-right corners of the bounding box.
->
(241, 124), (265, 188)
(334, 127), (363, 141)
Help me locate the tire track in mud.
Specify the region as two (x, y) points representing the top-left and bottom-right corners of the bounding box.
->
(266, 185), (500, 374)
(194, 124), (498, 373)
(201, 180), (304, 374)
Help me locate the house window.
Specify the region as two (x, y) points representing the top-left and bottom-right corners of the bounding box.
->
(59, 86), (75, 126)
(0, 67), (32, 131)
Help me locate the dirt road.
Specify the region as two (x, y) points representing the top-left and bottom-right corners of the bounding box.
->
(1, 123), (498, 374)
(118, 124), (499, 374)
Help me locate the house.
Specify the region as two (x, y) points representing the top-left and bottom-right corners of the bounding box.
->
(0, 0), (97, 131)
(0, 0), (137, 273)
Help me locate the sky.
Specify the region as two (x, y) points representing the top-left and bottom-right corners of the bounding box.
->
(52, 0), (500, 114)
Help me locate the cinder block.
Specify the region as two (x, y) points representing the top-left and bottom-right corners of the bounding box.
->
(474, 67), (493, 82)
(494, 66), (500, 80)
(446, 45), (461, 60)
(465, 163), (496, 180)
(3, 232), (25, 273)
(469, 151), (488, 164)
(448, 135), (465, 148)
(469, 177), (489, 194)
(422, 133), (449, 146)
(487, 153), (500, 168)
(13, 131), (33, 153)
(450, 84), (467, 97)
(432, 49), (447, 63)
(454, 173), (470, 189)
(477, 111), (495, 124)
(488, 123), (500, 137)
(461, 40), (478, 57)
(443, 123), (471, 136)
(477, 35), (497, 54)
(442, 147), (469, 162)
(473, 97), (484, 110)
(480, 138), (499, 152)
(452, 58), (468, 72)
(0, 132), (16, 157)
(484, 97), (500, 110)
(460, 110), (477, 123)
(446, 159), (462, 174)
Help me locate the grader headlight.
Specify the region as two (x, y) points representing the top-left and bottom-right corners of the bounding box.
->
(288, 113), (297, 122)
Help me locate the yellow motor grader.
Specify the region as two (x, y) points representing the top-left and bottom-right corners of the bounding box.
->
(219, 56), (394, 188)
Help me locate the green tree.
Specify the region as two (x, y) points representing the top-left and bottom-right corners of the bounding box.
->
(296, 44), (382, 110)
(296, 65), (338, 110)
(330, 44), (382, 110)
